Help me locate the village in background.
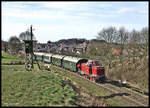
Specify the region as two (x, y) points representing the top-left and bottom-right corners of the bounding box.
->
(2, 38), (89, 56)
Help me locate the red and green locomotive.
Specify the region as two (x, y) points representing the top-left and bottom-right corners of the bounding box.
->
(77, 60), (105, 82)
(34, 52), (106, 82)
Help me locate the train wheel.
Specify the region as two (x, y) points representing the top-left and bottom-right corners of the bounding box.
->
(82, 75), (85, 78)
(93, 77), (96, 82)
(78, 69), (81, 75)
(86, 76), (88, 79)
(77, 72), (80, 75)
(85, 75), (87, 79)
(95, 78), (99, 83)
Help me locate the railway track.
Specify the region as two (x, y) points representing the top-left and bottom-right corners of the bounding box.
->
(102, 82), (149, 106)
(46, 64), (149, 106)
(98, 82), (148, 106)
(78, 75), (148, 106)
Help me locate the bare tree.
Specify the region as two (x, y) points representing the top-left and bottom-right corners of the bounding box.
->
(117, 27), (129, 82)
(140, 27), (148, 57)
(8, 36), (21, 54)
(97, 26), (118, 69)
(19, 31), (36, 41)
(129, 29), (142, 63)
(97, 26), (118, 43)
(118, 27), (129, 54)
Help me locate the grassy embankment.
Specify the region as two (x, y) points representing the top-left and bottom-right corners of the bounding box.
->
(2, 51), (24, 63)
(1, 52), (76, 106)
(50, 65), (124, 106)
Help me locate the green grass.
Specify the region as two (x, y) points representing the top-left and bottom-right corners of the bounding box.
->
(50, 66), (123, 106)
(1, 52), (77, 106)
(2, 64), (77, 106)
(2, 51), (24, 63)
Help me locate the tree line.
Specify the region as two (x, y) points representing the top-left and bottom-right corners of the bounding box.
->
(96, 26), (148, 60)
(4, 26), (148, 57)
(96, 26), (148, 82)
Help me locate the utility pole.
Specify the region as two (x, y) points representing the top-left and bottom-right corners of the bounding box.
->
(30, 25), (34, 68)
(31, 25), (32, 40)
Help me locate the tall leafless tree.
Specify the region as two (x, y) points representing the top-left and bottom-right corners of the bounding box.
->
(19, 31), (36, 41)
(140, 27), (148, 57)
(97, 26), (118, 69)
(129, 29), (141, 64)
(117, 27), (129, 82)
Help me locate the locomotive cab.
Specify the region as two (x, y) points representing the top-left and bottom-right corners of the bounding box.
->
(91, 60), (104, 75)
(80, 60), (105, 82)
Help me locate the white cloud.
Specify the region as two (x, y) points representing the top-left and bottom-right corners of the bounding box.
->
(117, 4), (148, 15)
(42, 2), (81, 9)
(97, 3), (113, 7)
(2, 2), (148, 43)
(2, 2), (90, 21)
(117, 7), (134, 14)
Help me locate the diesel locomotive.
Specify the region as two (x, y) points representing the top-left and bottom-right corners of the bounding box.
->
(34, 52), (106, 82)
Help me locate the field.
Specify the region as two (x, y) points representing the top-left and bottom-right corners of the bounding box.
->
(2, 51), (24, 63)
(1, 52), (77, 106)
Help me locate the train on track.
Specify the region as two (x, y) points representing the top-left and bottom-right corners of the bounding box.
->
(34, 52), (106, 82)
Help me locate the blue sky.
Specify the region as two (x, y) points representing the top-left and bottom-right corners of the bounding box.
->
(2, 1), (148, 43)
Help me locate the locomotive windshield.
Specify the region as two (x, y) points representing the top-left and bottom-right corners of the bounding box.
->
(93, 61), (100, 66)
(93, 61), (102, 66)
(86, 60), (102, 66)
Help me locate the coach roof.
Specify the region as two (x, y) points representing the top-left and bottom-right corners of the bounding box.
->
(44, 53), (53, 57)
(52, 54), (65, 59)
(34, 52), (44, 56)
(63, 56), (88, 63)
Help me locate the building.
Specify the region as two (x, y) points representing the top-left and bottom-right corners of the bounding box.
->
(1, 40), (8, 52)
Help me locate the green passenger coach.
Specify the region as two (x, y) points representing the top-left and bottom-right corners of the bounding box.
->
(62, 56), (88, 72)
(51, 54), (65, 66)
(43, 53), (53, 63)
(34, 52), (44, 61)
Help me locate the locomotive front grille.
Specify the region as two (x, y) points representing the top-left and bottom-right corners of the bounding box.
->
(98, 68), (104, 76)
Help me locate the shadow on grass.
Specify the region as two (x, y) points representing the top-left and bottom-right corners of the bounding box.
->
(96, 92), (130, 99)
(103, 80), (149, 96)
